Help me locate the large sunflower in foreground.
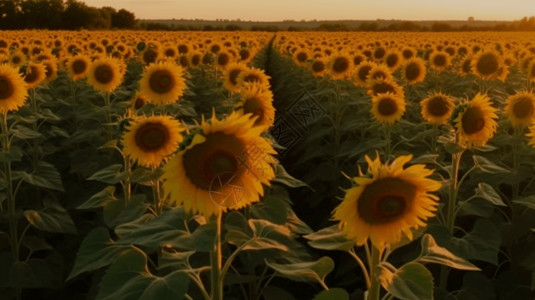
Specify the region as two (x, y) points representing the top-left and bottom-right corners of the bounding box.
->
(0, 64), (28, 112)
(87, 56), (123, 93)
(162, 112), (276, 217)
(451, 93), (498, 148)
(504, 91), (535, 128)
(122, 115), (184, 168)
(420, 92), (455, 125)
(333, 154), (441, 250)
(139, 61), (186, 105)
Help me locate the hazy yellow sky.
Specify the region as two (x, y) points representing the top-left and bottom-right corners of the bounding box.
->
(81, 0), (535, 21)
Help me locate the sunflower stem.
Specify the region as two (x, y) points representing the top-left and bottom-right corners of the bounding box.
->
(367, 245), (382, 300)
(384, 124), (392, 160)
(103, 92), (112, 141)
(210, 213), (223, 300)
(123, 157), (132, 205)
(349, 247), (371, 288)
(152, 178), (162, 215)
(512, 127), (521, 202)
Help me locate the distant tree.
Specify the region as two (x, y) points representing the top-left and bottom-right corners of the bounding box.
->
(21, 0), (64, 29)
(62, 0), (93, 29)
(0, 0), (23, 29)
(468, 16), (475, 22)
(431, 22), (454, 32)
(112, 9), (136, 28)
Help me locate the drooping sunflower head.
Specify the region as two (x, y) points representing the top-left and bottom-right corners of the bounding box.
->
(0, 64), (28, 113)
(504, 91), (535, 128)
(420, 92), (455, 125)
(370, 92), (406, 124)
(366, 77), (404, 98)
(236, 67), (270, 90)
(222, 62), (248, 93)
(139, 61), (186, 105)
(402, 57), (427, 85)
(161, 112), (277, 217)
(23, 62), (47, 89)
(452, 93), (498, 148)
(87, 56), (124, 93)
(67, 54), (91, 81)
(366, 63), (394, 83)
(235, 82), (275, 130)
(333, 154), (441, 249)
(121, 115), (184, 168)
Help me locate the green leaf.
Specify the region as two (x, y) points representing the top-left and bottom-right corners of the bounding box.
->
(513, 195), (535, 210)
(67, 227), (135, 281)
(444, 142), (463, 154)
(9, 258), (55, 289)
(88, 164), (128, 184)
(245, 219), (292, 251)
(104, 194), (149, 228)
(0, 145), (23, 163)
(24, 198), (77, 234)
(473, 155), (509, 174)
(474, 183), (506, 206)
(272, 164), (311, 189)
(11, 124), (42, 139)
(262, 286), (297, 300)
(96, 248), (189, 300)
(411, 154), (440, 165)
(304, 224), (354, 251)
(77, 186), (117, 209)
(129, 167), (163, 184)
(377, 262), (433, 300)
(266, 256), (334, 286)
(250, 193), (289, 225)
(312, 288), (349, 300)
(21, 161), (64, 192)
(418, 234), (480, 271)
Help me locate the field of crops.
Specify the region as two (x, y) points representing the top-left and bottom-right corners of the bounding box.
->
(1, 30), (535, 300)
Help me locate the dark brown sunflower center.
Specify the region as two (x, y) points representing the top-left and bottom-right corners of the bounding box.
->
(164, 49), (175, 57)
(462, 59), (472, 74)
(217, 53), (230, 67)
(243, 97), (264, 125)
(353, 56), (364, 66)
(358, 65), (372, 82)
(72, 60), (87, 74)
(94, 65), (113, 84)
(513, 97), (533, 119)
(228, 69), (241, 86)
(24, 66), (40, 85)
(134, 97), (146, 109)
(11, 56), (21, 64)
(462, 107), (485, 134)
(371, 70), (388, 80)
(374, 47), (385, 59)
(0, 76), (14, 100)
(402, 49), (413, 59)
(433, 55), (447, 67)
(143, 49), (158, 64)
(296, 52), (307, 62)
(239, 49), (250, 61)
(149, 70), (174, 94)
(183, 132), (244, 190)
(332, 57), (349, 73)
(405, 63), (421, 81)
(386, 54), (398, 68)
(312, 60), (325, 73)
(372, 82), (395, 95)
(357, 177), (415, 224)
(476, 53), (499, 75)
(134, 122), (170, 152)
(427, 96), (449, 117)
(377, 98), (397, 116)
(178, 45), (188, 54)
(243, 73), (260, 83)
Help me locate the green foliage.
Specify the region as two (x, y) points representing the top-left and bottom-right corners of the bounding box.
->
(377, 262), (434, 300)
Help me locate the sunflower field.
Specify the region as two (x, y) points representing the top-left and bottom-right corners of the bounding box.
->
(0, 30), (535, 300)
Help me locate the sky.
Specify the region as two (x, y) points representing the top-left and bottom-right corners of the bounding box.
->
(80, 0), (535, 21)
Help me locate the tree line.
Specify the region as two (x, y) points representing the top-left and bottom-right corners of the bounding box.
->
(0, 0), (137, 30)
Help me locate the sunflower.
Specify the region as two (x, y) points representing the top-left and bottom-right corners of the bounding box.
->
(236, 67), (270, 89)
(366, 64), (393, 83)
(139, 61), (186, 105)
(215, 51), (232, 69)
(370, 92), (406, 124)
(140, 46), (160, 65)
(451, 93), (498, 148)
(162, 112), (276, 217)
(384, 50), (403, 71)
(122, 115), (184, 168)
(420, 92), (455, 125)
(353, 61), (376, 87)
(235, 82), (275, 130)
(293, 49), (310, 67)
(0, 64), (28, 113)
(23, 62), (47, 89)
(333, 154), (441, 249)
(222, 62), (248, 93)
(87, 56), (124, 93)
(429, 51), (451, 71)
(328, 53), (353, 80)
(366, 77), (404, 98)
(471, 50), (507, 81)
(310, 57), (327, 77)
(528, 60), (535, 83)
(8, 50), (27, 68)
(504, 91), (535, 128)
(67, 54), (91, 81)
(41, 59), (58, 84)
(401, 57), (427, 85)
(458, 54), (473, 76)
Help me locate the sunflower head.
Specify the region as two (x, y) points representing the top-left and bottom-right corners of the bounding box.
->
(371, 92), (406, 124)
(420, 92), (455, 125)
(122, 115), (184, 168)
(23, 62), (47, 89)
(222, 62), (248, 93)
(67, 54), (91, 81)
(452, 93), (498, 148)
(139, 61), (186, 105)
(366, 77), (404, 98)
(328, 54), (353, 80)
(0, 64), (28, 113)
(235, 82), (275, 130)
(161, 112), (277, 217)
(333, 154), (441, 249)
(87, 56), (124, 93)
(471, 50), (507, 81)
(504, 91), (535, 128)
(402, 57), (427, 85)
(429, 51), (451, 71)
